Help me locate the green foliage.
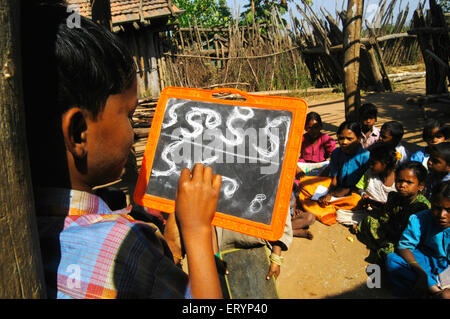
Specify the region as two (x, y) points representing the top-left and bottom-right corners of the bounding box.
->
(240, 0), (289, 26)
(173, 0), (232, 27)
(438, 0), (450, 12)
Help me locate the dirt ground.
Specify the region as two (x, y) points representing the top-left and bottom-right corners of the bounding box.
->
(276, 79), (450, 299)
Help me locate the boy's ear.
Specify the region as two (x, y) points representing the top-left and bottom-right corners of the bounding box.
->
(61, 108), (88, 159)
(418, 182), (425, 192)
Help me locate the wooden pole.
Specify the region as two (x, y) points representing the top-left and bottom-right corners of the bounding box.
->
(0, 0), (46, 298)
(343, 0), (364, 122)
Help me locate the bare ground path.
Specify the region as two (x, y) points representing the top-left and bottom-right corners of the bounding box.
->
(277, 80), (449, 299)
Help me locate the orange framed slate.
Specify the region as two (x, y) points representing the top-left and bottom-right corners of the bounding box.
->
(133, 87), (307, 241)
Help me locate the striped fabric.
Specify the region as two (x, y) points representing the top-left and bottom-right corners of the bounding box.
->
(36, 188), (189, 299)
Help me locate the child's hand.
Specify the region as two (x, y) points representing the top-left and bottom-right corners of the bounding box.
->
(318, 194), (331, 207)
(164, 211), (184, 264)
(175, 163), (222, 235)
(412, 270), (429, 298)
(295, 166), (306, 179)
(175, 163), (223, 299)
(266, 263), (280, 280)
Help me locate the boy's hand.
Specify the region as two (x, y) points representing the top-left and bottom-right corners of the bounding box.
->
(175, 163), (222, 235)
(175, 163), (223, 299)
(411, 270), (429, 298)
(266, 263), (280, 280)
(164, 211), (184, 263)
(295, 166), (306, 179)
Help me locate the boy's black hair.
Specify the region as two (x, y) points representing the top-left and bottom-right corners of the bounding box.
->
(22, 0), (136, 119)
(429, 142), (450, 164)
(431, 181), (450, 201)
(359, 103), (378, 120)
(422, 118), (449, 141)
(381, 121), (404, 146)
(305, 112), (323, 127)
(20, 0), (136, 188)
(395, 161), (428, 184)
(369, 143), (398, 171)
(337, 121), (363, 139)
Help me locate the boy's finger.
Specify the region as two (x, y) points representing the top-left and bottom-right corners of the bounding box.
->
(179, 167), (192, 184)
(212, 174), (222, 192)
(203, 165), (213, 183)
(192, 163), (204, 183)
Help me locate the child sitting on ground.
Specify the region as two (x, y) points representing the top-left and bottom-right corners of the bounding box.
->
(410, 118), (448, 169)
(291, 183), (316, 239)
(376, 121), (409, 165)
(296, 121), (370, 225)
(22, 1), (222, 299)
(296, 112), (336, 177)
(352, 161), (431, 264)
(424, 142), (450, 199)
(336, 143), (397, 226)
(359, 103), (380, 149)
(386, 181), (450, 299)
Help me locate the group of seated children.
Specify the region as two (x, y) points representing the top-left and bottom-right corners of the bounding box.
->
(294, 104), (449, 298)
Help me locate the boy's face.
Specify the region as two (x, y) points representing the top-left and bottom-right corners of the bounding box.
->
(84, 79), (138, 187)
(369, 159), (386, 175)
(361, 117), (376, 131)
(338, 129), (359, 154)
(427, 154), (450, 175)
(395, 168), (424, 199)
(431, 194), (450, 229)
(425, 127), (445, 147)
(305, 119), (321, 140)
(379, 129), (393, 145)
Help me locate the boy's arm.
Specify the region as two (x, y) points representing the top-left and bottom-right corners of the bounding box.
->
(175, 164), (222, 299)
(266, 244), (282, 280)
(396, 213), (429, 297)
(398, 248), (429, 297)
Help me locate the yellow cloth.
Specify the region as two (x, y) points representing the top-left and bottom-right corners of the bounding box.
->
(297, 176), (362, 225)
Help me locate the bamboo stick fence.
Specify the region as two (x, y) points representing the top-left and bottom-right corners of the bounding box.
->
(150, 0), (423, 95)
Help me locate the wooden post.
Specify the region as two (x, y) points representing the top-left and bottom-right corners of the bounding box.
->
(0, 0), (46, 298)
(343, 0), (364, 122)
(90, 0), (112, 31)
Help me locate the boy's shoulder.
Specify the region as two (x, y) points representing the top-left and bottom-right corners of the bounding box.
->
(37, 188), (185, 299)
(37, 188), (164, 249)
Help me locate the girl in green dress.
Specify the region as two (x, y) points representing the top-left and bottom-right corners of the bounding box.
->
(353, 161), (431, 263)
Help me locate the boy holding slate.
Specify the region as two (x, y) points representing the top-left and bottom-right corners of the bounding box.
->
(21, 0), (221, 299)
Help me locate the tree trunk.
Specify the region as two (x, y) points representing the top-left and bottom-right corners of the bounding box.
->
(0, 0), (46, 298)
(343, 0), (364, 122)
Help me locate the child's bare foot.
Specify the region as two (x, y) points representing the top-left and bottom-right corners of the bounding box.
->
(293, 229), (313, 240)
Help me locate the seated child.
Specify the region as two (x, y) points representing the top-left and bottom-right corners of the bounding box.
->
(359, 103), (380, 149)
(337, 143), (397, 225)
(297, 121), (370, 225)
(296, 112), (336, 177)
(291, 183), (316, 239)
(424, 142), (450, 199)
(215, 192), (294, 286)
(386, 181), (450, 299)
(410, 118), (448, 169)
(353, 161), (430, 264)
(377, 121), (409, 165)
(22, 1), (222, 299)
